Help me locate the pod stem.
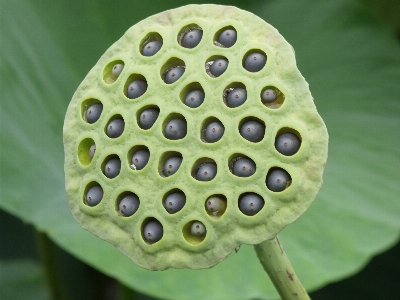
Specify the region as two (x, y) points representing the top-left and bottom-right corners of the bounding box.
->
(254, 236), (310, 300)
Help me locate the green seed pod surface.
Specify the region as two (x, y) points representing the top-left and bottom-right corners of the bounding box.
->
(63, 4), (328, 271)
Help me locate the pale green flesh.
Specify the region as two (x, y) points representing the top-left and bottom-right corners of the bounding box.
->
(63, 4), (328, 270)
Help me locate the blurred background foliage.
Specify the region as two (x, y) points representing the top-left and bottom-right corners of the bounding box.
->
(1, 0), (399, 299)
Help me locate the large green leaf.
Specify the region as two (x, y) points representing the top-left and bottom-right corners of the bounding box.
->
(1, 0), (399, 299)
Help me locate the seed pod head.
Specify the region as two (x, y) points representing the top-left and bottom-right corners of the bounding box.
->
(64, 4), (328, 271)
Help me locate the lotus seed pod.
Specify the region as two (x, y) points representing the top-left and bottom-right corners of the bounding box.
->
(112, 64), (124, 79)
(143, 219), (163, 243)
(142, 41), (162, 56)
(164, 67), (185, 84)
(227, 88), (247, 108)
(185, 90), (205, 108)
(104, 157), (121, 179)
(85, 185), (103, 207)
(163, 156), (183, 176)
(119, 194), (140, 217)
(196, 163), (217, 181)
(89, 144), (96, 158)
(106, 118), (124, 138)
(240, 120), (265, 142)
(209, 58), (228, 77)
(239, 193), (264, 216)
(131, 149), (150, 170)
(64, 5), (328, 271)
(86, 103), (103, 124)
(164, 192), (186, 214)
(233, 157), (256, 177)
(244, 52), (266, 72)
(164, 119), (187, 140)
(205, 121), (224, 142)
(218, 29), (237, 47)
(266, 168), (291, 192)
(275, 132), (301, 156)
(182, 29), (203, 48)
(206, 196), (226, 214)
(127, 80), (147, 99)
(262, 88), (277, 103)
(139, 108), (159, 129)
(191, 221), (206, 237)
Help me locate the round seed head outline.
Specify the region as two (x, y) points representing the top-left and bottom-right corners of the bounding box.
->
(64, 4), (328, 271)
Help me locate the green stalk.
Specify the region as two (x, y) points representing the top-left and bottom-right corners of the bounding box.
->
(254, 236), (311, 300)
(35, 230), (68, 300)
